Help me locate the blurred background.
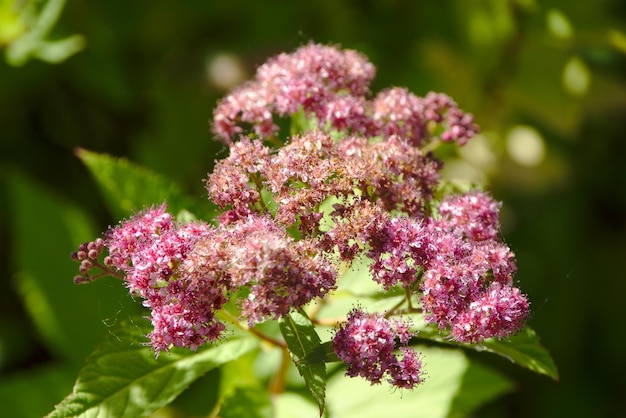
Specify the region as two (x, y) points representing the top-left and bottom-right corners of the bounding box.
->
(1, 0), (625, 416)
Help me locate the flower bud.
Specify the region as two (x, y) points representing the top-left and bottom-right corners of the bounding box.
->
(79, 260), (93, 274)
(73, 275), (89, 284)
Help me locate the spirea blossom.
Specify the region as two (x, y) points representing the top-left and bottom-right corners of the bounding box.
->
(419, 193), (529, 342)
(72, 43), (531, 392)
(333, 309), (423, 388)
(213, 43), (477, 147)
(102, 205), (225, 353)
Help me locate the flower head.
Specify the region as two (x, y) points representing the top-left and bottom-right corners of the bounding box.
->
(103, 205), (228, 353)
(333, 309), (423, 388)
(418, 192), (528, 342)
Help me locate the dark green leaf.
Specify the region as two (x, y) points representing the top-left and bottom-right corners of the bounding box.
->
(279, 310), (326, 416)
(479, 328), (559, 380)
(76, 148), (214, 219)
(416, 326), (559, 380)
(47, 318), (258, 418)
(301, 341), (340, 364)
(9, 174), (135, 365)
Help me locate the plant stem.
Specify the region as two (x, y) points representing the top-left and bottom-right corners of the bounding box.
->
(384, 295), (408, 318)
(269, 347), (291, 395)
(218, 310), (286, 348)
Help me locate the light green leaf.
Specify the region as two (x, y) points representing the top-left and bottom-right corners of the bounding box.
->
(47, 318), (258, 418)
(279, 310), (326, 416)
(4, 0), (85, 66)
(326, 345), (466, 418)
(76, 148), (214, 220)
(289, 109), (318, 136)
(326, 345), (513, 418)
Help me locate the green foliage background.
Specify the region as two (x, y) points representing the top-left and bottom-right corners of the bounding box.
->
(1, 0), (625, 416)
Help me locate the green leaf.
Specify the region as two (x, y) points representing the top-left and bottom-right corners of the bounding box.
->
(4, 0), (85, 66)
(416, 326), (559, 380)
(47, 318), (258, 418)
(300, 341), (340, 365)
(479, 327), (559, 380)
(279, 310), (327, 416)
(274, 392), (324, 418)
(76, 148), (214, 220)
(289, 109), (318, 136)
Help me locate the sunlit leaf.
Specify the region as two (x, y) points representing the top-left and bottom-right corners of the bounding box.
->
(279, 310), (326, 416)
(46, 318), (258, 418)
(76, 148), (215, 220)
(326, 345), (466, 418)
(274, 392), (323, 418)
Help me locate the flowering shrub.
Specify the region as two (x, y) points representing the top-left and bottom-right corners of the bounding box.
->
(53, 43), (557, 418)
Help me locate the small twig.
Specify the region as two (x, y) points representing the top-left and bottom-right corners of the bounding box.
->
(218, 310), (286, 349)
(384, 295), (408, 318)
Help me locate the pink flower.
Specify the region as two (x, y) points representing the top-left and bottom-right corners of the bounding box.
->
(103, 205), (229, 354)
(333, 309), (423, 388)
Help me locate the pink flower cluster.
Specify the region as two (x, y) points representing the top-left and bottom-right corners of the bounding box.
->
(420, 192), (529, 342)
(73, 43), (530, 390)
(98, 205), (336, 354)
(102, 205), (222, 352)
(364, 191), (529, 343)
(333, 309), (423, 389)
(213, 43), (477, 146)
(207, 131), (441, 241)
